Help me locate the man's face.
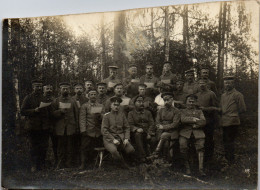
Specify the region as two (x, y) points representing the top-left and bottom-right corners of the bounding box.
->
(129, 67), (137, 77)
(163, 63), (171, 72)
(186, 73), (194, 82)
(198, 80), (207, 90)
(97, 85), (107, 95)
(60, 86), (70, 97)
(32, 83), (43, 94)
(224, 80), (234, 91)
(176, 82), (184, 91)
(88, 91), (97, 101)
(43, 86), (53, 96)
(114, 85), (123, 96)
(111, 102), (120, 112)
(138, 86), (146, 96)
(135, 97), (144, 110)
(146, 66), (153, 75)
(74, 86), (84, 95)
(186, 97), (196, 108)
(85, 82), (93, 92)
(201, 69), (209, 79)
(109, 69), (117, 78)
(163, 95), (173, 107)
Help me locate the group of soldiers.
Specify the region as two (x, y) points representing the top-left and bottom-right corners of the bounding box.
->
(21, 61), (246, 176)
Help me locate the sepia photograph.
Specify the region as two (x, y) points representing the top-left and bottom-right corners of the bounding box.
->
(2, 0), (259, 189)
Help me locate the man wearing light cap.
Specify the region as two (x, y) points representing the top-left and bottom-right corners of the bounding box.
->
(179, 94), (206, 176)
(140, 62), (160, 99)
(153, 92), (181, 163)
(51, 82), (79, 169)
(101, 96), (135, 169)
(183, 69), (199, 95)
(123, 64), (140, 98)
(102, 65), (122, 97)
(96, 82), (109, 105)
(21, 79), (44, 172)
(219, 75), (246, 165)
(158, 61), (177, 92)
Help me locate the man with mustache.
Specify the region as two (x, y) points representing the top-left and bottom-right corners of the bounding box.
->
(158, 61), (177, 92)
(84, 80), (94, 99)
(102, 96), (135, 169)
(123, 64), (140, 98)
(199, 66), (218, 96)
(128, 95), (156, 163)
(21, 79), (44, 172)
(51, 82), (79, 169)
(173, 79), (189, 109)
(183, 69), (199, 95)
(96, 82), (109, 105)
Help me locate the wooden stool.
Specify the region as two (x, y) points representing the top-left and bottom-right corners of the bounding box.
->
(94, 147), (107, 169)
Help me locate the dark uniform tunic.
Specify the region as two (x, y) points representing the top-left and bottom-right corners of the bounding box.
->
(104, 95), (131, 115)
(123, 76), (140, 98)
(97, 94), (109, 106)
(159, 71), (177, 91)
(102, 77), (122, 97)
(173, 90), (189, 109)
(140, 74), (160, 99)
(183, 81), (199, 95)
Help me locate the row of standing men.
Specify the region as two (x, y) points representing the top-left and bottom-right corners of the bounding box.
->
(21, 61), (246, 176)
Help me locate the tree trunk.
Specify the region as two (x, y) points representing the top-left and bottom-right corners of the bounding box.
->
(182, 5), (191, 55)
(164, 7), (170, 61)
(101, 13), (107, 79)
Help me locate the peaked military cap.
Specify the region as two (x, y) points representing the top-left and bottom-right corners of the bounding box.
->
(163, 61), (172, 65)
(108, 65), (119, 70)
(133, 95), (144, 104)
(138, 83), (147, 88)
(96, 82), (107, 87)
(113, 83), (123, 88)
(185, 69), (195, 75)
(161, 92), (174, 99)
(129, 64), (137, 68)
(223, 75), (235, 80)
(145, 62), (153, 67)
(110, 96), (122, 103)
(186, 94), (198, 100)
(73, 83), (84, 87)
(31, 79), (43, 85)
(59, 82), (70, 87)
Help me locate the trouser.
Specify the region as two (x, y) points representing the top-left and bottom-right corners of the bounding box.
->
(28, 130), (49, 170)
(222, 125), (238, 163)
(179, 136), (205, 154)
(204, 123), (215, 161)
(57, 135), (74, 167)
(103, 139), (135, 160)
(81, 135), (103, 162)
(50, 132), (58, 164)
(74, 134), (81, 165)
(156, 132), (178, 160)
(133, 132), (156, 159)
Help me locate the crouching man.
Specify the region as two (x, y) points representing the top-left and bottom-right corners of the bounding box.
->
(179, 94), (206, 176)
(101, 97), (135, 169)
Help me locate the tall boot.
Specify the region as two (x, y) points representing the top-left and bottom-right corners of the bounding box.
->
(154, 139), (165, 155)
(79, 152), (86, 170)
(198, 151), (206, 176)
(182, 153), (191, 175)
(118, 155), (130, 170)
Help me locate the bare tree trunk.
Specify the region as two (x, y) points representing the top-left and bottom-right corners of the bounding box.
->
(182, 5), (191, 55)
(217, 2), (224, 89)
(164, 7), (170, 61)
(101, 13), (107, 80)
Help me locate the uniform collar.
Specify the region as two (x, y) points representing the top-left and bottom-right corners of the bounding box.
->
(145, 74), (153, 79)
(225, 88), (236, 95)
(135, 108), (145, 114)
(163, 71), (172, 77)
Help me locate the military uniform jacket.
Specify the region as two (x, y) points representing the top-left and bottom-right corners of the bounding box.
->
(173, 90), (189, 109)
(128, 109), (155, 134)
(72, 95), (89, 109)
(79, 101), (104, 137)
(21, 93), (45, 131)
(97, 94), (109, 105)
(39, 95), (55, 131)
(101, 111), (130, 143)
(123, 76), (140, 98)
(156, 106), (181, 139)
(220, 88), (246, 127)
(183, 81), (199, 95)
(180, 108), (206, 139)
(102, 76), (122, 97)
(159, 71), (177, 91)
(104, 95), (131, 115)
(51, 96), (79, 136)
(140, 74), (159, 98)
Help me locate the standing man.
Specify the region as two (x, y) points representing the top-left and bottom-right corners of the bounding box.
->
(219, 75), (246, 165)
(183, 69), (199, 95)
(123, 64), (140, 98)
(102, 65), (122, 97)
(84, 80), (94, 99)
(21, 79), (47, 172)
(179, 94), (206, 176)
(51, 82), (79, 169)
(79, 89), (104, 169)
(200, 66), (218, 95)
(173, 79), (188, 109)
(158, 61), (177, 92)
(140, 62), (159, 99)
(196, 78), (218, 163)
(101, 97), (135, 169)
(153, 92), (180, 162)
(128, 95), (156, 162)
(96, 82), (109, 105)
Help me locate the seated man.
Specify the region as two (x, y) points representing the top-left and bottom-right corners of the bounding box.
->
(101, 97), (135, 169)
(153, 92), (180, 162)
(128, 95), (156, 163)
(179, 94), (206, 176)
(79, 89), (104, 169)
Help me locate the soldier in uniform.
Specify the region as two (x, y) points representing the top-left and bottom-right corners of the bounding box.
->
(140, 62), (159, 99)
(183, 69), (199, 95)
(51, 82), (79, 169)
(153, 92), (181, 163)
(173, 79), (188, 109)
(102, 65), (122, 97)
(79, 89), (104, 169)
(158, 61), (177, 92)
(179, 94), (206, 176)
(128, 95), (156, 162)
(104, 83), (131, 115)
(21, 79), (49, 172)
(84, 80), (94, 99)
(123, 64), (140, 98)
(101, 97), (135, 169)
(196, 78), (218, 163)
(200, 66), (218, 96)
(96, 82), (109, 105)
(219, 75), (246, 165)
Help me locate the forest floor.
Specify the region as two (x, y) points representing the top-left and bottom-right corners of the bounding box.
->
(2, 115), (258, 189)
